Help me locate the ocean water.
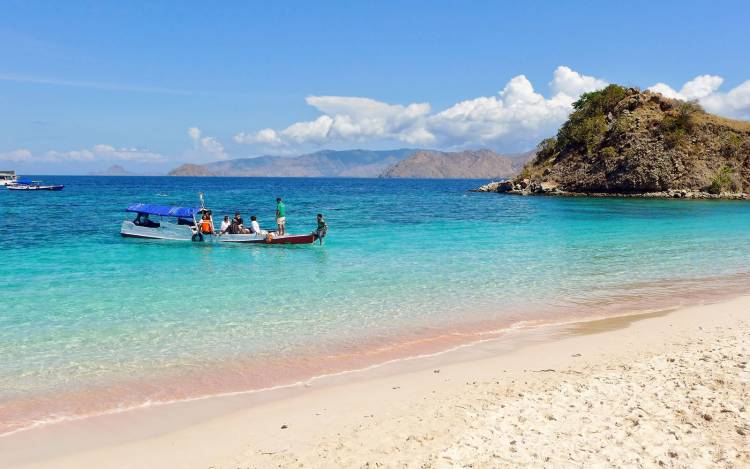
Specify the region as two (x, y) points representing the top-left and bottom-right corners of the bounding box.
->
(2, 176), (750, 435)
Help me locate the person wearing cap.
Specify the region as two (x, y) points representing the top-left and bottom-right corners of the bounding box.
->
(275, 197), (286, 236)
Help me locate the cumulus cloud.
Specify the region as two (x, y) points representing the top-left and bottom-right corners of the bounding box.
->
(235, 97), (433, 146)
(549, 65), (609, 97)
(648, 75), (750, 120)
(0, 145), (165, 162)
(648, 75), (724, 101)
(234, 66), (609, 151)
(0, 149), (33, 162)
(188, 127), (228, 160)
(700, 81), (750, 120)
(428, 74), (578, 147)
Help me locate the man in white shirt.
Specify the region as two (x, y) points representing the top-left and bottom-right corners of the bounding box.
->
(250, 215), (267, 235)
(219, 216), (231, 235)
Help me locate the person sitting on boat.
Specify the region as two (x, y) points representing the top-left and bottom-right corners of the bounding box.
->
(133, 212), (160, 228)
(219, 216), (231, 235)
(276, 197), (286, 236)
(249, 215), (267, 236)
(230, 212), (245, 234)
(199, 211), (214, 235)
(314, 213), (328, 245)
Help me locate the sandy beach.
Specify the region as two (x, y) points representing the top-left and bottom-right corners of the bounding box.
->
(3, 296), (749, 468)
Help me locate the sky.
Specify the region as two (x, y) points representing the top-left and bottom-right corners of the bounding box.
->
(1, 0), (749, 174)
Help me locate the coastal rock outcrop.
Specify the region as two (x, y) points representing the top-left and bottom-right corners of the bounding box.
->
(471, 180), (515, 193)
(475, 85), (750, 198)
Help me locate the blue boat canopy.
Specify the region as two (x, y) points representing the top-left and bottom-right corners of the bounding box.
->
(126, 203), (200, 218)
(15, 178), (34, 185)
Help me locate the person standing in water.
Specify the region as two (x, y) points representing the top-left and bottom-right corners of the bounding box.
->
(315, 213), (328, 245)
(276, 197), (286, 236)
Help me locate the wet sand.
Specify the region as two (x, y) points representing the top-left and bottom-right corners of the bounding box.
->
(2, 296), (749, 468)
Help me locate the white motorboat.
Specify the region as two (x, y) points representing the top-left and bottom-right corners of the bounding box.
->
(0, 170), (17, 186)
(7, 178), (64, 191)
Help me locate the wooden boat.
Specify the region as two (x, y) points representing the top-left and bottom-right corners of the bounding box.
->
(120, 194), (319, 245)
(217, 232), (316, 244)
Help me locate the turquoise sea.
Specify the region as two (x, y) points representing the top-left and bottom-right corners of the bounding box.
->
(2, 176), (750, 434)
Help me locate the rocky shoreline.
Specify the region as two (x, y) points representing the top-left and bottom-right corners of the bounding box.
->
(471, 180), (750, 200)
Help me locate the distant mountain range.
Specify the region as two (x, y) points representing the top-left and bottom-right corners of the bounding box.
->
(89, 165), (141, 176)
(169, 149), (418, 177)
(169, 148), (533, 179)
(380, 149), (533, 179)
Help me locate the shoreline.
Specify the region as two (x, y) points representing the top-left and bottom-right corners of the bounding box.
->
(3, 270), (746, 440)
(2, 294), (749, 468)
(0, 304), (676, 439)
(471, 180), (750, 199)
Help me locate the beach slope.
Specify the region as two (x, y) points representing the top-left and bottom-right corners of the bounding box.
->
(4, 297), (749, 468)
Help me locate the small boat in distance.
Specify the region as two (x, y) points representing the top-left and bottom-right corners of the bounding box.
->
(7, 178), (65, 191)
(0, 170), (17, 186)
(121, 194), (318, 245)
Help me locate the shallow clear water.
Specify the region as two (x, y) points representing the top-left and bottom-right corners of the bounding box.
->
(2, 176), (750, 433)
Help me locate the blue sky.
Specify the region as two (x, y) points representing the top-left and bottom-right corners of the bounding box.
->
(1, 0), (749, 173)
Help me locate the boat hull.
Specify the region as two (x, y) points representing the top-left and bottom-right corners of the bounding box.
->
(120, 221), (195, 241)
(217, 233), (316, 244)
(7, 185), (64, 191)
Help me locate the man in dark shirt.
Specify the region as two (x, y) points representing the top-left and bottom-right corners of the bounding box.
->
(314, 213), (327, 245)
(230, 212), (245, 234)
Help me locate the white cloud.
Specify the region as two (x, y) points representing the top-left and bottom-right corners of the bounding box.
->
(679, 75), (724, 100)
(45, 149), (95, 161)
(648, 75), (723, 101)
(89, 144), (165, 161)
(187, 127), (201, 141)
(235, 97), (433, 146)
(0, 149), (33, 162)
(0, 145), (165, 163)
(188, 127), (228, 160)
(698, 80), (750, 120)
(428, 74), (579, 147)
(647, 83), (683, 100)
(648, 75), (750, 119)
(549, 66), (608, 97)
(281, 115), (334, 144)
(234, 66), (609, 150)
(242, 128), (283, 146)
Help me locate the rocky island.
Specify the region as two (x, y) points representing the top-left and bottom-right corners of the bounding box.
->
(475, 85), (750, 199)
